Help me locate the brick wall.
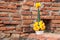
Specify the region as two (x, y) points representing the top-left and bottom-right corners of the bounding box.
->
(0, 0), (60, 34)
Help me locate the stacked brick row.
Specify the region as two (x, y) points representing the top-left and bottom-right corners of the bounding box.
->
(0, 0), (60, 34)
(21, 0), (60, 33)
(0, 1), (23, 34)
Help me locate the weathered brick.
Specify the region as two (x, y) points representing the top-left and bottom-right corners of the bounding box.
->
(41, 16), (55, 19)
(44, 0), (51, 2)
(23, 20), (32, 25)
(52, 3), (60, 7)
(11, 13), (20, 18)
(3, 0), (18, 2)
(41, 7), (51, 10)
(22, 25), (30, 27)
(24, 1), (34, 6)
(42, 7), (60, 11)
(22, 16), (32, 20)
(22, 5), (30, 11)
(51, 7), (60, 10)
(6, 27), (15, 30)
(12, 18), (21, 21)
(32, 16), (37, 19)
(16, 27), (23, 31)
(1, 17), (10, 21)
(51, 20), (60, 23)
(0, 27), (6, 31)
(7, 4), (17, 9)
(22, 27), (32, 32)
(3, 21), (21, 24)
(32, 16), (55, 19)
(33, 0), (51, 2)
(10, 21), (21, 24)
(32, 11), (48, 16)
(50, 24), (55, 27)
(0, 21), (3, 23)
(15, 3), (22, 7)
(0, 9), (17, 13)
(55, 24), (60, 27)
(0, 1), (6, 4)
(55, 16), (60, 19)
(0, 24), (4, 27)
(44, 3), (52, 7)
(51, 12), (59, 16)
(21, 11), (31, 15)
(4, 30), (23, 34)
(3, 21), (10, 24)
(0, 13), (8, 17)
(56, 28), (60, 30)
(0, 6), (6, 9)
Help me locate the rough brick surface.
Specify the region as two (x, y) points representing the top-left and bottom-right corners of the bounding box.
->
(0, 0), (60, 36)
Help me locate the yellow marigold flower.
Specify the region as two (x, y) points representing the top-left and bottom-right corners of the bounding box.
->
(35, 2), (41, 8)
(33, 26), (40, 31)
(33, 20), (46, 31)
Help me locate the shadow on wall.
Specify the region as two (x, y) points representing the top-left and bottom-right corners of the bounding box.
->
(42, 19), (51, 32)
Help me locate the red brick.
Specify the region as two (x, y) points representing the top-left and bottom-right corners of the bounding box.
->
(11, 13), (20, 18)
(12, 18), (21, 21)
(0, 27), (7, 31)
(0, 9), (17, 13)
(21, 11), (31, 15)
(51, 0), (55, 2)
(3, 21), (20, 24)
(7, 4), (17, 9)
(16, 27), (23, 31)
(51, 12), (59, 16)
(55, 24), (60, 27)
(22, 27), (32, 32)
(50, 24), (55, 27)
(44, 0), (51, 2)
(1, 17), (10, 21)
(3, 21), (10, 24)
(32, 16), (37, 19)
(47, 37), (57, 40)
(0, 13), (8, 17)
(33, 0), (44, 2)
(41, 11), (49, 15)
(41, 7), (51, 10)
(15, 3), (22, 7)
(55, 16), (60, 19)
(23, 20), (32, 25)
(6, 27), (15, 30)
(0, 6), (6, 9)
(22, 25), (30, 27)
(9, 9), (17, 13)
(0, 21), (3, 23)
(22, 5), (30, 11)
(41, 16), (55, 19)
(0, 24), (4, 27)
(33, 0), (51, 2)
(22, 16), (32, 20)
(4, 21), (21, 24)
(51, 7), (60, 10)
(32, 11), (48, 16)
(41, 7), (60, 11)
(3, 0), (18, 2)
(0, 1), (6, 4)
(10, 21), (21, 24)
(0, 4), (17, 9)
(44, 3), (52, 7)
(52, 3), (60, 7)
(4, 31), (23, 34)
(51, 20), (60, 23)
(24, 1), (34, 6)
